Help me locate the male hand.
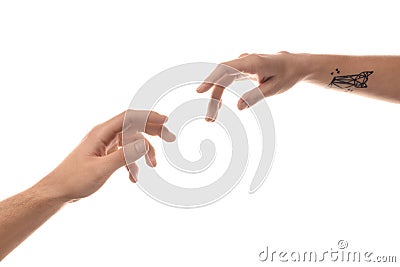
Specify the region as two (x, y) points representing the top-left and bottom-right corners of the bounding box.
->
(36, 110), (176, 202)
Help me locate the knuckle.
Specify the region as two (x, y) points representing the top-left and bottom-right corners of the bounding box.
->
(87, 124), (102, 139)
(248, 53), (262, 65)
(249, 53), (260, 60)
(245, 54), (263, 73)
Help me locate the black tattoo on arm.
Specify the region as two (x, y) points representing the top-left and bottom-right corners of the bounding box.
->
(329, 68), (374, 92)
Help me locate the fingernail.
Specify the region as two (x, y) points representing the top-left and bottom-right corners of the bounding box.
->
(162, 128), (176, 142)
(196, 84), (206, 93)
(238, 99), (249, 110)
(206, 110), (217, 122)
(134, 140), (146, 154)
(169, 134), (176, 142)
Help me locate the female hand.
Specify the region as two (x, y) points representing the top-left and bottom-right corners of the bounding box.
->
(196, 52), (306, 121)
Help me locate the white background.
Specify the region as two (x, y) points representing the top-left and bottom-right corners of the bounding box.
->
(1, 0), (399, 266)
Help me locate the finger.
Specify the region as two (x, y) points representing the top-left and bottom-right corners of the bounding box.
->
(124, 110), (168, 132)
(130, 110), (168, 124)
(197, 54), (262, 93)
(210, 81), (228, 98)
(206, 70), (241, 121)
(209, 73), (237, 96)
(121, 132), (157, 166)
(86, 110), (162, 147)
(129, 173), (136, 183)
(145, 123), (176, 142)
(220, 56), (256, 74)
(196, 65), (225, 93)
(145, 139), (157, 167)
(89, 112), (125, 147)
(126, 163), (138, 183)
(122, 139), (149, 167)
(101, 139), (148, 174)
(237, 80), (279, 110)
(106, 135), (119, 154)
(118, 132), (123, 147)
(141, 110), (168, 124)
(206, 98), (221, 122)
(196, 63), (238, 93)
(201, 72), (239, 122)
(202, 55), (263, 121)
(122, 132), (145, 146)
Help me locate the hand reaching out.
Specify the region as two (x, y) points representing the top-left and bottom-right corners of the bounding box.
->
(197, 52), (400, 122)
(196, 52), (306, 121)
(36, 110), (176, 202)
(0, 110), (176, 260)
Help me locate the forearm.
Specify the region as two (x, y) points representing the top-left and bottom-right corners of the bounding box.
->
(0, 180), (65, 261)
(298, 54), (400, 103)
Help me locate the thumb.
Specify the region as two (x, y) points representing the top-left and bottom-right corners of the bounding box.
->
(104, 139), (149, 172)
(237, 81), (279, 110)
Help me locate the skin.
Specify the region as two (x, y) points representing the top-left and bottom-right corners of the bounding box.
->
(197, 52), (400, 121)
(2, 52), (400, 260)
(0, 110), (175, 261)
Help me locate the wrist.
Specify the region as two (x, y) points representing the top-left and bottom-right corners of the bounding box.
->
(297, 54), (352, 86)
(32, 174), (72, 205)
(292, 53), (316, 82)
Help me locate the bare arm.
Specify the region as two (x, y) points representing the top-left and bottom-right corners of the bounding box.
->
(0, 110), (175, 261)
(302, 54), (400, 103)
(196, 52), (400, 121)
(0, 185), (64, 260)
